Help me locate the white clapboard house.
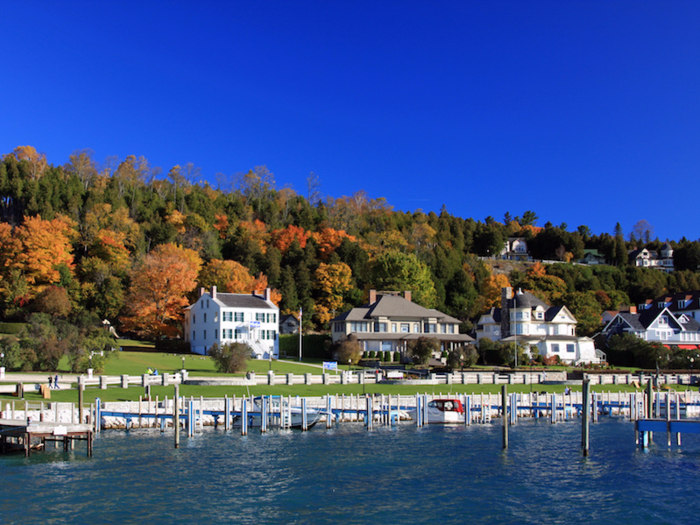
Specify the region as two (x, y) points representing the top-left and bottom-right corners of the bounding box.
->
(184, 286), (279, 359)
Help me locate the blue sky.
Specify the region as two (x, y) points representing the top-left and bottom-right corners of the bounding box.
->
(2, 1), (699, 241)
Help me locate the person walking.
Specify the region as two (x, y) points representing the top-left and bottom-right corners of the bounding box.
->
(48, 375), (53, 389)
(54, 374), (59, 389)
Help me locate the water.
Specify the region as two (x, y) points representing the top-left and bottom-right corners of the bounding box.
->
(2, 419), (699, 524)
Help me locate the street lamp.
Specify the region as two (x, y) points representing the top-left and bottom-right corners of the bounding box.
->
(181, 356), (186, 370)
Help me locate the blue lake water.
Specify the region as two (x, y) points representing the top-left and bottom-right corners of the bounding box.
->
(1, 418), (699, 524)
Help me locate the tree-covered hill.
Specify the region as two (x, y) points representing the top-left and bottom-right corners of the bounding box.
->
(1, 145), (699, 340)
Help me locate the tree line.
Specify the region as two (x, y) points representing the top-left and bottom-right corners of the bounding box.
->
(1, 145), (700, 351)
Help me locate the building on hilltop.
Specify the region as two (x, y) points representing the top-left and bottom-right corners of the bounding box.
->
(628, 243), (674, 272)
(184, 286), (279, 359)
(500, 237), (531, 261)
(475, 287), (602, 364)
(330, 290), (474, 357)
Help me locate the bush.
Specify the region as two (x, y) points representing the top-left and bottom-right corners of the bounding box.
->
(543, 355), (560, 366)
(208, 342), (250, 373)
(407, 337), (439, 365)
(333, 336), (362, 366)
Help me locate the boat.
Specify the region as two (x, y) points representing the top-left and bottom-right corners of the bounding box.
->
(234, 396), (331, 429)
(408, 398), (466, 424)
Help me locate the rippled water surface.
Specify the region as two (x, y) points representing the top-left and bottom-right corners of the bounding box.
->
(2, 419), (699, 524)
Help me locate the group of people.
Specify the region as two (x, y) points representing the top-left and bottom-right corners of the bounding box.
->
(147, 368), (159, 376)
(47, 374), (60, 389)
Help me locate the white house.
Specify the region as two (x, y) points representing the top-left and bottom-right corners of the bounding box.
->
(602, 306), (700, 348)
(184, 286), (279, 359)
(330, 290), (474, 356)
(500, 237), (531, 261)
(628, 244), (674, 272)
(476, 287), (601, 365)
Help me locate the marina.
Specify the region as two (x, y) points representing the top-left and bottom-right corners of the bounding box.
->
(4, 382), (700, 455)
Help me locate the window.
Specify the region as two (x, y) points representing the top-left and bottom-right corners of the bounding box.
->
(400, 323), (410, 333)
(374, 322), (387, 332)
(215, 312), (218, 322)
(193, 314), (196, 323)
(333, 322), (344, 333)
(423, 323), (436, 333)
(204, 313), (207, 323)
(449, 325), (455, 334)
(267, 313), (277, 323)
(235, 312), (244, 322)
(215, 329), (218, 339)
(551, 344), (560, 353)
(566, 344), (575, 353)
(235, 327), (245, 339)
(192, 331), (196, 340)
(256, 313), (265, 322)
(350, 322), (369, 332)
(207, 300), (209, 308)
(414, 323), (420, 332)
(204, 330), (207, 340)
(392, 323), (397, 333)
(658, 316), (668, 326)
(536, 312), (544, 320)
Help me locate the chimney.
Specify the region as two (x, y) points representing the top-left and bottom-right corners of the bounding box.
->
(369, 289), (377, 305)
(629, 306), (637, 314)
(264, 288), (271, 301)
(404, 290), (412, 302)
(211, 285), (217, 299)
(500, 287), (513, 339)
(200, 287), (205, 297)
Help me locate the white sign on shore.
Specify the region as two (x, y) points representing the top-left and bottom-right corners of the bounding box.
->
(323, 361), (338, 371)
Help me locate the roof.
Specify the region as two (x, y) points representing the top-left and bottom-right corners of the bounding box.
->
(214, 293), (275, 310)
(331, 293), (459, 323)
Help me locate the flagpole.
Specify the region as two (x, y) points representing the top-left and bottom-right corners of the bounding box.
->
(298, 307), (303, 362)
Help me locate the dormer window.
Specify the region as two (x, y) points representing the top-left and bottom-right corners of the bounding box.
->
(658, 316), (667, 325)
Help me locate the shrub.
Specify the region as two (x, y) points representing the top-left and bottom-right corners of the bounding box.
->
(209, 342), (250, 373)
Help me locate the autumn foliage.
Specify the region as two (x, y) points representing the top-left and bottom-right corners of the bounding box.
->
(120, 244), (202, 338)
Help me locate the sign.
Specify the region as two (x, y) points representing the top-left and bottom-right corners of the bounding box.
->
(53, 425), (68, 436)
(323, 361), (338, 371)
(249, 321), (261, 328)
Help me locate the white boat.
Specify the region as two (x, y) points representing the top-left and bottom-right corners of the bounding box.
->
(235, 396), (330, 429)
(408, 399), (466, 424)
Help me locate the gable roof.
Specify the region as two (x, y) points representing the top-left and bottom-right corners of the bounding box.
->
(214, 293), (275, 310)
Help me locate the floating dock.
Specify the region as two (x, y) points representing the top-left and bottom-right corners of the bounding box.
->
(0, 418), (93, 457)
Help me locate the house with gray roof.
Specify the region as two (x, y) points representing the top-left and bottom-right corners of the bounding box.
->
(476, 287), (601, 364)
(330, 290), (474, 356)
(603, 304), (700, 349)
(184, 286), (279, 358)
(628, 244), (674, 272)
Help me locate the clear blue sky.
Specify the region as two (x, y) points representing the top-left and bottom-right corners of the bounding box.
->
(2, 1), (699, 241)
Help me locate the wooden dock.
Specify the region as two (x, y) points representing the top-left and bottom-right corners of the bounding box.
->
(0, 418), (93, 457)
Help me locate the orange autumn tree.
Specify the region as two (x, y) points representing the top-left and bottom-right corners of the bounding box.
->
(121, 244), (202, 338)
(270, 225), (308, 253)
(314, 262), (352, 323)
(310, 228), (356, 259)
(198, 259), (281, 304)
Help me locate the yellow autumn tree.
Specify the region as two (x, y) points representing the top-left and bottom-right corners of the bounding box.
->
(120, 244), (202, 338)
(198, 259), (280, 305)
(314, 262), (353, 324)
(480, 274), (511, 309)
(13, 215), (76, 289)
